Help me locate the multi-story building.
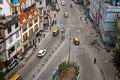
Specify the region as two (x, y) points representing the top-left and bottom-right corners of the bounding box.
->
(0, 15), (22, 62)
(0, 0), (40, 62)
(7, 0), (21, 15)
(19, 0), (40, 52)
(99, 0), (120, 49)
(89, 0), (101, 29)
(0, 0), (12, 16)
(36, 0), (47, 31)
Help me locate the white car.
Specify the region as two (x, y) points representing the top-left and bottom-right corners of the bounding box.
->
(37, 49), (47, 57)
(61, 1), (66, 6)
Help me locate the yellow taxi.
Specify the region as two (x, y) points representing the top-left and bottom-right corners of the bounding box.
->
(52, 29), (59, 36)
(10, 73), (22, 80)
(73, 37), (80, 45)
(64, 12), (69, 18)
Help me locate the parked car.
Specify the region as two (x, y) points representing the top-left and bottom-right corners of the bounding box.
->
(7, 59), (18, 71)
(17, 54), (23, 60)
(37, 49), (47, 57)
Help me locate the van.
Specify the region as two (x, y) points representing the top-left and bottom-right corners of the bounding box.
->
(52, 29), (59, 36)
(10, 73), (22, 80)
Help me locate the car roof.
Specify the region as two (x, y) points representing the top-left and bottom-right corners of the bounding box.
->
(65, 12), (68, 14)
(74, 37), (79, 41)
(10, 73), (21, 80)
(53, 29), (58, 32)
(38, 50), (44, 53)
(38, 49), (46, 53)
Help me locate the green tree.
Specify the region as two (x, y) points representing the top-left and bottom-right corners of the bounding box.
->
(109, 13), (120, 48)
(112, 48), (120, 71)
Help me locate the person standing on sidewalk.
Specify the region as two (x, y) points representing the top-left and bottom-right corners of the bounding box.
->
(94, 57), (96, 64)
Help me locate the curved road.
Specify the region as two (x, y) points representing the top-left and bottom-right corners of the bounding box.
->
(35, 0), (101, 80)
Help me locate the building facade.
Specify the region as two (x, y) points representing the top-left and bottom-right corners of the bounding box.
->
(89, 0), (101, 28)
(99, 0), (120, 49)
(19, 0), (40, 52)
(0, 0), (12, 16)
(0, 15), (22, 61)
(36, 0), (47, 31)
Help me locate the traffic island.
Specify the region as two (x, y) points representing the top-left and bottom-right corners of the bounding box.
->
(52, 61), (80, 80)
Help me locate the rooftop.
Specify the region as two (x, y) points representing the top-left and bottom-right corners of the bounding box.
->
(0, 15), (18, 29)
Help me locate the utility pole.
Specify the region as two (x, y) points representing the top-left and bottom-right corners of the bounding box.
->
(68, 26), (72, 62)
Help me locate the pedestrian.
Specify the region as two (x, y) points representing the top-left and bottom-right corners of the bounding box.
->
(80, 17), (82, 20)
(54, 14), (56, 18)
(94, 57), (96, 64)
(38, 38), (40, 42)
(43, 34), (45, 38)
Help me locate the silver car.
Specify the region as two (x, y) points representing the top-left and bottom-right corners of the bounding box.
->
(37, 49), (47, 57)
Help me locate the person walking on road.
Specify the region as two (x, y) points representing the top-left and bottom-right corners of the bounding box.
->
(94, 57), (96, 64)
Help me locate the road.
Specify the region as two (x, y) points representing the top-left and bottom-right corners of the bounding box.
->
(17, 0), (119, 80)
(35, 0), (101, 80)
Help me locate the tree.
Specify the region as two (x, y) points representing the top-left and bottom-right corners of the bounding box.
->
(112, 48), (120, 71)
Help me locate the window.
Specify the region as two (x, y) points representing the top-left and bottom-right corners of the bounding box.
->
(16, 41), (20, 48)
(0, 31), (1, 37)
(39, 1), (42, 5)
(9, 36), (13, 44)
(34, 19), (38, 23)
(16, 31), (19, 38)
(0, 0), (3, 4)
(22, 26), (27, 32)
(15, 22), (18, 28)
(8, 27), (12, 34)
(29, 22), (32, 27)
(35, 0), (39, 2)
(8, 46), (15, 55)
(0, 45), (2, 50)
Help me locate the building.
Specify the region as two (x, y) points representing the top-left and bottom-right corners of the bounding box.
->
(19, 0), (40, 52)
(89, 0), (101, 28)
(98, 0), (120, 49)
(0, 15), (22, 62)
(0, 0), (13, 16)
(36, 0), (47, 31)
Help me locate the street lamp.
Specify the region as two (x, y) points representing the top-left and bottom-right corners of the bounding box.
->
(68, 26), (72, 62)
